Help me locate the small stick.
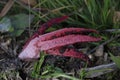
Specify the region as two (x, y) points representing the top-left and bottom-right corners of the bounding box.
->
(82, 62), (118, 78)
(0, 44), (10, 54)
(104, 29), (120, 32)
(0, 43), (13, 57)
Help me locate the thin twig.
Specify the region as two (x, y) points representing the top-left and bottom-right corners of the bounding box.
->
(104, 29), (120, 32)
(0, 1), (6, 4)
(0, 44), (10, 54)
(0, 43), (13, 57)
(82, 62), (117, 78)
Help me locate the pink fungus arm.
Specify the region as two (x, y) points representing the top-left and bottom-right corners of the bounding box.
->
(38, 35), (101, 51)
(38, 28), (98, 42)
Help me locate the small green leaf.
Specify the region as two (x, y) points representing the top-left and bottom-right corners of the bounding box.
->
(32, 52), (46, 78)
(46, 27), (57, 32)
(0, 17), (13, 32)
(10, 13), (34, 37)
(109, 53), (120, 69)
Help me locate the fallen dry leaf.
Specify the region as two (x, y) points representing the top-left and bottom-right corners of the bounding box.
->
(113, 11), (120, 23)
(0, 0), (14, 17)
(20, 0), (37, 6)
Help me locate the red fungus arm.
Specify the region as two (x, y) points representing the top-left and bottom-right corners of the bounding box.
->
(37, 15), (68, 34)
(47, 47), (90, 63)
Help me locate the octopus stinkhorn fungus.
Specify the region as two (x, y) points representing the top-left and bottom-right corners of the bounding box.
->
(18, 16), (101, 63)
